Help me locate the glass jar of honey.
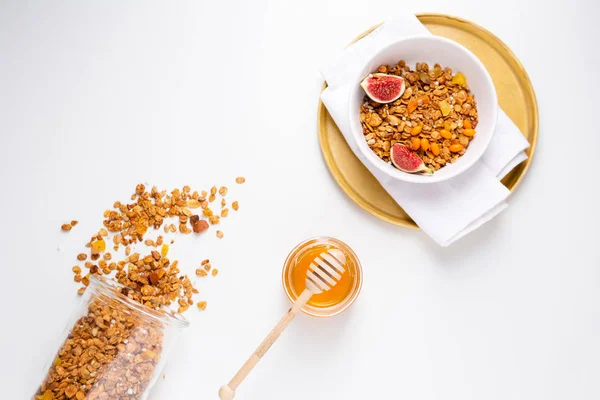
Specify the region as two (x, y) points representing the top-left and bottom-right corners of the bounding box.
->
(282, 237), (362, 317)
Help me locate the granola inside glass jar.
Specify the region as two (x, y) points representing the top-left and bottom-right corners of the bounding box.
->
(33, 276), (188, 400)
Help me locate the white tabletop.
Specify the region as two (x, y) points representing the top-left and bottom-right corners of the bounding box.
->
(1, 1), (599, 399)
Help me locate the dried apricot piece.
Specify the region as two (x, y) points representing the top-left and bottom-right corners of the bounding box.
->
(449, 144), (464, 153)
(411, 137), (421, 151)
(440, 129), (452, 140)
(407, 98), (418, 113)
(411, 124), (423, 136)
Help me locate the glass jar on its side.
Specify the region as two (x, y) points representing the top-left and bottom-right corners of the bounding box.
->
(33, 275), (189, 400)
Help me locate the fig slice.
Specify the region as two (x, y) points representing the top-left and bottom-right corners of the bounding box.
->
(360, 73), (406, 104)
(390, 143), (432, 174)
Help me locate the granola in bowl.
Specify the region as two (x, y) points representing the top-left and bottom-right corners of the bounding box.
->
(360, 60), (478, 173)
(348, 35), (498, 184)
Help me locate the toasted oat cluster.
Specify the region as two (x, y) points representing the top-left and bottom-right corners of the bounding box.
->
(360, 61), (478, 171)
(35, 294), (165, 400)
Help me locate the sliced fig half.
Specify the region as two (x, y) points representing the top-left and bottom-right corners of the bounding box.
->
(360, 73), (406, 103)
(390, 143), (432, 174)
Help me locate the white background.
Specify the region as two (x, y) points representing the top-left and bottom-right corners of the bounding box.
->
(1, 1), (599, 399)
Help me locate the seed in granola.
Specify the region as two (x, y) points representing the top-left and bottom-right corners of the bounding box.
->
(235, 177), (246, 184)
(61, 223), (72, 231)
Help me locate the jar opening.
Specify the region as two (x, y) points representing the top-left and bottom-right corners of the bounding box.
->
(88, 275), (190, 329)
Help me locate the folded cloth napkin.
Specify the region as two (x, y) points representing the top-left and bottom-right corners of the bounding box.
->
(320, 14), (530, 246)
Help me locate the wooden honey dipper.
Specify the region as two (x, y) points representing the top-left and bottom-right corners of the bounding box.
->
(218, 248), (347, 399)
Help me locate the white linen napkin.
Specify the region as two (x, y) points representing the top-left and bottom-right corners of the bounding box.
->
(320, 14), (530, 246)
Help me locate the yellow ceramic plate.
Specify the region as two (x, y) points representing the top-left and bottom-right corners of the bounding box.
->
(317, 13), (539, 228)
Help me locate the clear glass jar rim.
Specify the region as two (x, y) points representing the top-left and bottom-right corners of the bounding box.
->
(88, 275), (190, 329)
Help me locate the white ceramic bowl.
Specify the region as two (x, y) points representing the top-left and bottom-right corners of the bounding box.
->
(348, 35), (498, 184)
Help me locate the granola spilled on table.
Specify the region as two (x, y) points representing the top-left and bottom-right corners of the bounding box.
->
(360, 61), (478, 172)
(73, 181), (245, 299)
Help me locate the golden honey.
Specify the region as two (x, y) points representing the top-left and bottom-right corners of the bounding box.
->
(282, 237), (362, 317)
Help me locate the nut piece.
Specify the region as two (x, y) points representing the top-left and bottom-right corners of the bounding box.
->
(192, 219), (209, 233)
